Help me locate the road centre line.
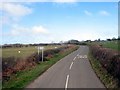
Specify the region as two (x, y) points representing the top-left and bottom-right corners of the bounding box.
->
(65, 75), (69, 89)
(73, 57), (76, 61)
(69, 62), (74, 70)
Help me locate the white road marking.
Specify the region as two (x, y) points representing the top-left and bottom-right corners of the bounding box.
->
(65, 75), (69, 89)
(78, 55), (88, 59)
(77, 54), (79, 56)
(78, 55), (83, 58)
(69, 62), (74, 70)
(73, 57), (76, 61)
(84, 55), (87, 58)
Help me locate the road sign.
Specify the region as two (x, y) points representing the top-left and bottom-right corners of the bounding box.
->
(40, 47), (44, 50)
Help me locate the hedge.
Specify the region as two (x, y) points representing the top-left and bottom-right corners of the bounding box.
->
(89, 44), (120, 82)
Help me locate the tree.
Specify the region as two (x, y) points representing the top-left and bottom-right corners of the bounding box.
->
(107, 39), (111, 41)
(98, 38), (101, 42)
(118, 36), (120, 40)
(112, 37), (116, 41)
(85, 40), (91, 42)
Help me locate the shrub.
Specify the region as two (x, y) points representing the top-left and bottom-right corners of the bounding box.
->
(89, 44), (120, 83)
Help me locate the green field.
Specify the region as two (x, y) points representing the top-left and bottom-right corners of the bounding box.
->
(99, 41), (119, 51)
(2, 45), (62, 58)
(89, 41), (120, 51)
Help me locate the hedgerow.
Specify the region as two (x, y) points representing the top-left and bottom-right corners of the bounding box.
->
(89, 44), (120, 85)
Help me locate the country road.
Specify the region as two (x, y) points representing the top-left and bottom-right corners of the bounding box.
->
(27, 46), (105, 88)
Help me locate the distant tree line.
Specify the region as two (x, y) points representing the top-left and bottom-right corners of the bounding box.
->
(107, 37), (120, 41)
(2, 43), (61, 48)
(2, 36), (120, 48)
(84, 37), (120, 42)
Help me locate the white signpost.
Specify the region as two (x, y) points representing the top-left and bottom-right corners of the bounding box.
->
(38, 46), (44, 62)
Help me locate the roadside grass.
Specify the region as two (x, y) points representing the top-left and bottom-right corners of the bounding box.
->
(88, 51), (119, 88)
(2, 46), (78, 88)
(2, 45), (62, 58)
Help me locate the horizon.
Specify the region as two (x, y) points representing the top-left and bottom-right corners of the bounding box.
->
(1, 2), (118, 44)
(1, 38), (119, 46)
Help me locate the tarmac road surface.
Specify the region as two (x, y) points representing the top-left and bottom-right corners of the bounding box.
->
(27, 46), (105, 88)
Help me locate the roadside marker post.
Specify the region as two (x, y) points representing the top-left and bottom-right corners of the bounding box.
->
(38, 47), (40, 55)
(38, 47), (40, 61)
(38, 46), (44, 62)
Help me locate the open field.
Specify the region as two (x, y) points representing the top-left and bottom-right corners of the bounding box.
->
(2, 45), (62, 58)
(88, 40), (120, 51)
(99, 41), (119, 51)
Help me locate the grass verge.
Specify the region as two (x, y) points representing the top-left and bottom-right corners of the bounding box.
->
(2, 46), (78, 89)
(88, 51), (119, 88)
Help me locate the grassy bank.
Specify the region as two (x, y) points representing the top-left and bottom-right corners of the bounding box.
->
(3, 46), (78, 88)
(88, 51), (119, 88)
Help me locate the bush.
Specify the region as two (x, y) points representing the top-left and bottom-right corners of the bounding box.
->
(89, 44), (120, 82)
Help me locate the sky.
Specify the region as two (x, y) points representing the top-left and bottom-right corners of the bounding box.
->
(0, 1), (118, 44)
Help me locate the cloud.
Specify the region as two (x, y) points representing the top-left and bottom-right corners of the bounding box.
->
(10, 24), (28, 36)
(52, 0), (77, 3)
(84, 10), (92, 16)
(9, 25), (49, 36)
(61, 30), (99, 41)
(52, 0), (78, 7)
(0, 3), (32, 17)
(32, 25), (49, 34)
(0, 3), (32, 26)
(2, 24), (50, 44)
(99, 10), (110, 16)
(84, 10), (110, 16)
(1, 0), (119, 2)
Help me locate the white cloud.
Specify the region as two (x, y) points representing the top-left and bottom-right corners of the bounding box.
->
(10, 24), (28, 36)
(1, 3), (32, 17)
(32, 25), (49, 34)
(0, 3), (32, 26)
(0, 0), (119, 2)
(84, 10), (92, 16)
(2, 24), (50, 44)
(9, 25), (49, 36)
(99, 10), (110, 16)
(52, 0), (77, 3)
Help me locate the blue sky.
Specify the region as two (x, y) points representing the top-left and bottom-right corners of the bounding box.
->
(0, 1), (118, 44)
